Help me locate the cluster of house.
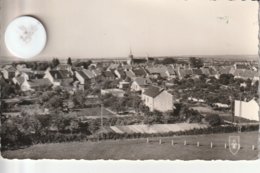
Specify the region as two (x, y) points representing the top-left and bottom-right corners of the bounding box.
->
(0, 53), (259, 115)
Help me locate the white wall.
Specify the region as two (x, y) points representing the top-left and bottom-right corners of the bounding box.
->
(234, 99), (259, 121)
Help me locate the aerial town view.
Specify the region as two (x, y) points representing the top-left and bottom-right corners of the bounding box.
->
(0, 0), (259, 160)
(1, 54), (259, 160)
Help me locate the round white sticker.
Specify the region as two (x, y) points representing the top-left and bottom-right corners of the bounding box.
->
(4, 16), (47, 59)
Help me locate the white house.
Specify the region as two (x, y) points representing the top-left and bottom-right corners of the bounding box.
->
(131, 77), (151, 92)
(21, 78), (52, 91)
(234, 99), (259, 121)
(44, 70), (73, 87)
(142, 86), (173, 112)
(75, 71), (89, 85)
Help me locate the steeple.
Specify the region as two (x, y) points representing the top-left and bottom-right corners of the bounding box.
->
(127, 48), (134, 65)
(129, 48), (134, 59)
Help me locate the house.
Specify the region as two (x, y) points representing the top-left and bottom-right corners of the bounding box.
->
(192, 69), (203, 78)
(12, 76), (26, 86)
(131, 77), (152, 92)
(53, 64), (72, 73)
(142, 86), (173, 112)
(1, 65), (16, 79)
(146, 66), (169, 79)
(107, 63), (120, 71)
(234, 99), (259, 121)
(176, 68), (193, 79)
(122, 64), (132, 71)
(132, 67), (147, 77)
(125, 70), (136, 80)
(91, 68), (102, 77)
(118, 81), (130, 89)
(167, 66), (177, 79)
(75, 71), (90, 85)
(233, 69), (257, 80)
(101, 71), (116, 80)
(82, 69), (95, 80)
(21, 78), (52, 91)
(114, 69), (126, 79)
(44, 70), (73, 87)
(127, 50), (147, 65)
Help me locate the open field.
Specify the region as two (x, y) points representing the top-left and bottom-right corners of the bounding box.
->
(105, 123), (208, 134)
(73, 107), (116, 118)
(2, 131), (258, 160)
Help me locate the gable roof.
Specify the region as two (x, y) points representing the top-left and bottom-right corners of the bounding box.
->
(76, 70), (89, 80)
(132, 68), (147, 76)
(234, 69), (256, 79)
(125, 70), (136, 78)
(146, 66), (167, 74)
(28, 78), (52, 88)
(49, 70), (72, 79)
(179, 69), (192, 77)
(15, 76), (26, 85)
(192, 69), (203, 75)
(3, 65), (16, 72)
(201, 68), (210, 75)
(103, 71), (115, 78)
(82, 69), (95, 79)
(134, 77), (151, 86)
(167, 66), (176, 75)
(143, 86), (164, 98)
(115, 69), (126, 78)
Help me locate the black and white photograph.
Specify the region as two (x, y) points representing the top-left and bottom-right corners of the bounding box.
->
(0, 0), (259, 160)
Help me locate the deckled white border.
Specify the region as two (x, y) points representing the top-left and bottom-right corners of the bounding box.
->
(0, 1), (260, 173)
(258, 0), (260, 160)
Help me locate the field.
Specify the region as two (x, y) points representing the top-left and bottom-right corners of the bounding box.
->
(2, 131), (259, 160)
(73, 107), (116, 119)
(104, 123), (208, 134)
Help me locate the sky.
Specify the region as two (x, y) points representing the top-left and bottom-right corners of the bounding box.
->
(0, 0), (259, 59)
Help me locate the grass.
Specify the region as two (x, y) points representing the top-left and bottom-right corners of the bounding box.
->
(73, 107), (116, 118)
(2, 131), (259, 160)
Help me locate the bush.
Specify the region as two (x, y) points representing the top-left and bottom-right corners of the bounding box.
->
(205, 114), (222, 126)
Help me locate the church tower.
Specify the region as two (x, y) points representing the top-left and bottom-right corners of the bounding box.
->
(127, 48), (134, 65)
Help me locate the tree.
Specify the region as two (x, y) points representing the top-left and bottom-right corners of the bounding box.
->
(46, 95), (63, 109)
(72, 90), (86, 108)
(205, 114), (222, 126)
(67, 57), (72, 65)
(219, 74), (234, 85)
(52, 58), (60, 68)
(189, 57), (203, 69)
(0, 78), (16, 99)
(161, 58), (176, 65)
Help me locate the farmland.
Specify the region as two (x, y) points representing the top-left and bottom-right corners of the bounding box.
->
(2, 131), (258, 160)
(103, 123), (208, 134)
(71, 107), (117, 119)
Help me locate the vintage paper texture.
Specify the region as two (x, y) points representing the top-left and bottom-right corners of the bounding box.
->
(0, 0), (259, 160)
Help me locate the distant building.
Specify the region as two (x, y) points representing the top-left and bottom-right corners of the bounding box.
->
(127, 49), (147, 65)
(234, 99), (259, 121)
(142, 86), (173, 112)
(44, 70), (73, 87)
(53, 64), (73, 73)
(21, 78), (52, 91)
(118, 81), (130, 89)
(1, 65), (16, 79)
(131, 77), (152, 92)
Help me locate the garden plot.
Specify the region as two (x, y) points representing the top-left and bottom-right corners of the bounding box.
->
(110, 123), (208, 134)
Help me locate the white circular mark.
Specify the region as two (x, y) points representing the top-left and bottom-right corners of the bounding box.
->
(4, 16), (47, 59)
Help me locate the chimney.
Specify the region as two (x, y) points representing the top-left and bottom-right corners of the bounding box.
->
(55, 73), (58, 79)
